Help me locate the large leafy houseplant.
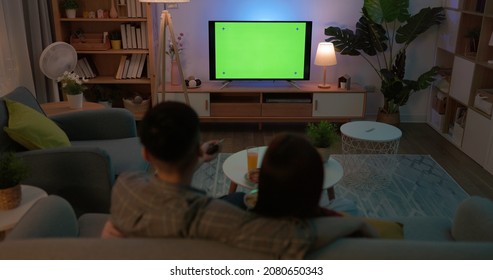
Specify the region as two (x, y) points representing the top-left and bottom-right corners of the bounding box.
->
(325, 0), (445, 117)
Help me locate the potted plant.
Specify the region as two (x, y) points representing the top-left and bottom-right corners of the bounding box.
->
(109, 30), (122, 50)
(62, 0), (79, 18)
(92, 85), (114, 108)
(324, 0), (445, 125)
(306, 121), (338, 162)
(0, 153), (29, 210)
(57, 71), (88, 109)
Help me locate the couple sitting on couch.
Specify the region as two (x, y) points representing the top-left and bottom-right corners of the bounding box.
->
(102, 101), (384, 259)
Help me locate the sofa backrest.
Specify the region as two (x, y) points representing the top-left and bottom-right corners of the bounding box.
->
(1, 87), (44, 153)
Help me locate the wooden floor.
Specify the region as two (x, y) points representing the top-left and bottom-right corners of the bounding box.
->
(200, 122), (493, 200)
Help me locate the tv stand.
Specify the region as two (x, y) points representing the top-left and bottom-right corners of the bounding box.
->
(161, 81), (366, 123)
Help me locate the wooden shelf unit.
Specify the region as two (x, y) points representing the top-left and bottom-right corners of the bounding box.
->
(429, 0), (493, 175)
(50, 0), (156, 118)
(160, 81), (367, 123)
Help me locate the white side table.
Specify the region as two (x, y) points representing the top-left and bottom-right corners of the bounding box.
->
(222, 146), (343, 200)
(0, 185), (47, 239)
(340, 121), (402, 154)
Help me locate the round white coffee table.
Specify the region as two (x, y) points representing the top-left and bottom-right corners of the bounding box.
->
(0, 185), (47, 239)
(340, 121), (402, 154)
(222, 146), (343, 200)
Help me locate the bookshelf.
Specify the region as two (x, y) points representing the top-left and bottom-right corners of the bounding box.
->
(429, 0), (493, 174)
(50, 0), (155, 118)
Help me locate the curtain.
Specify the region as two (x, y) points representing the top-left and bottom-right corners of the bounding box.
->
(0, 0), (57, 101)
(0, 0), (35, 97)
(23, 0), (59, 102)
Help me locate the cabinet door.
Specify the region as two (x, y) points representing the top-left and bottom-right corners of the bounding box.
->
(449, 57), (475, 105)
(312, 93), (365, 118)
(484, 122), (493, 175)
(164, 92), (210, 116)
(462, 109), (492, 166)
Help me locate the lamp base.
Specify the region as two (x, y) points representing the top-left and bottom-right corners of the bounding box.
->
(318, 84), (331, 88)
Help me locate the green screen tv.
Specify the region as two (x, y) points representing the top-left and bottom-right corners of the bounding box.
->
(209, 21), (312, 81)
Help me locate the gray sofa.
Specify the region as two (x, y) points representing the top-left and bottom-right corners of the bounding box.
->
(0, 195), (492, 259)
(0, 87), (148, 215)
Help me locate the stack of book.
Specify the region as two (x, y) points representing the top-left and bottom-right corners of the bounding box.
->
(75, 57), (97, 79)
(115, 54), (148, 79)
(119, 0), (147, 18)
(120, 23), (148, 49)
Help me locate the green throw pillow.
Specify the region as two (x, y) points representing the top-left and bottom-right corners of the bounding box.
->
(3, 99), (71, 150)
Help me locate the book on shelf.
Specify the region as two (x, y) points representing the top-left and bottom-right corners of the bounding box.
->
(136, 27), (142, 49)
(136, 54), (147, 78)
(115, 55), (128, 80)
(83, 57), (96, 78)
(122, 57), (131, 79)
(129, 0), (137, 18)
(125, 24), (133, 48)
(120, 24), (128, 49)
(130, 25), (137, 49)
(141, 24), (147, 49)
(142, 2), (147, 17)
(127, 53), (140, 79)
(136, 0), (142, 17)
(77, 57), (96, 79)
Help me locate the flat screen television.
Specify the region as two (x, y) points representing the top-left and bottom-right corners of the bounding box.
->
(209, 21), (312, 81)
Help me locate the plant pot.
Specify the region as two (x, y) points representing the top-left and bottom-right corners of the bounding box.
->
(316, 147), (331, 163)
(65, 9), (76, 18)
(376, 109), (400, 126)
(67, 93), (83, 109)
(0, 185), (21, 210)
(98, 100), (112, 108)
(111, 40), (121, 50)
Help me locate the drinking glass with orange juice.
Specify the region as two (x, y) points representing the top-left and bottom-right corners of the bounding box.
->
(246, 146), (258, 172)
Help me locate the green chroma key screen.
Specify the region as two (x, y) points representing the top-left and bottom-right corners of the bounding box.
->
(209, 21), (312, 80)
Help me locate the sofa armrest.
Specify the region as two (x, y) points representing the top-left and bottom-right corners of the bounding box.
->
(17, 147), (115, 215)
(50, 108), (137, 140)
(452, 196), (493, 242)
(5, 196), (78, 240)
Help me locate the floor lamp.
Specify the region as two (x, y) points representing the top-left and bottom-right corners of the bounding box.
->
(139, 0), (190, 105)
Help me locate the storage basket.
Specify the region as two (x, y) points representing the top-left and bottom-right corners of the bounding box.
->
(70, 33), (111, 51)
(0, 184), (21, 210)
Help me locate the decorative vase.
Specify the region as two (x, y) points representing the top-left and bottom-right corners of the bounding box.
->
(376, 109), (400, 127)
(0, 185), (22, 210)
(111, 40), (122, 50)
(316, 147), (331, 163)
(110, 0), (118, 18)
(171, 59), (180, 86)
(67, 93), (84, 109)
(65, 9), (76, 18)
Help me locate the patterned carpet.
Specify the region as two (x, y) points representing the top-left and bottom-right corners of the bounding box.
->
(192, 154), (469, 220)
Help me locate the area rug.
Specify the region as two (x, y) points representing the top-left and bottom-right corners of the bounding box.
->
(192, 154), (469, 220)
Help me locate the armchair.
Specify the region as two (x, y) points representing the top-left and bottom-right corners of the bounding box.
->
(0, 87), (148, 215)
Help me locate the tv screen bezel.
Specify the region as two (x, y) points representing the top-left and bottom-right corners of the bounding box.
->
(208, 20), (313, 81)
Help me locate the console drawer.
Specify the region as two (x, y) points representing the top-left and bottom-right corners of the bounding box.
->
(262, 103), (311, 117)
(210, 103), (261, 117)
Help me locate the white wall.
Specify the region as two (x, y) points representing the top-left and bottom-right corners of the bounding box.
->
(165, 0), (441, 121)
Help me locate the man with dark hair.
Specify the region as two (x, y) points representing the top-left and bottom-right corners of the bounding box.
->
(103, 101), (377, 259)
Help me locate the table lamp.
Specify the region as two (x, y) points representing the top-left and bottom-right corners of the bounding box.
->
(488, 32), (493, 64)
(139, 0), (190, 105)
(314, 42), (337, 88)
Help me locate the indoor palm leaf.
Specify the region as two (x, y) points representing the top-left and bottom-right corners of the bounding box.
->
(325, 0), (445, 115)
